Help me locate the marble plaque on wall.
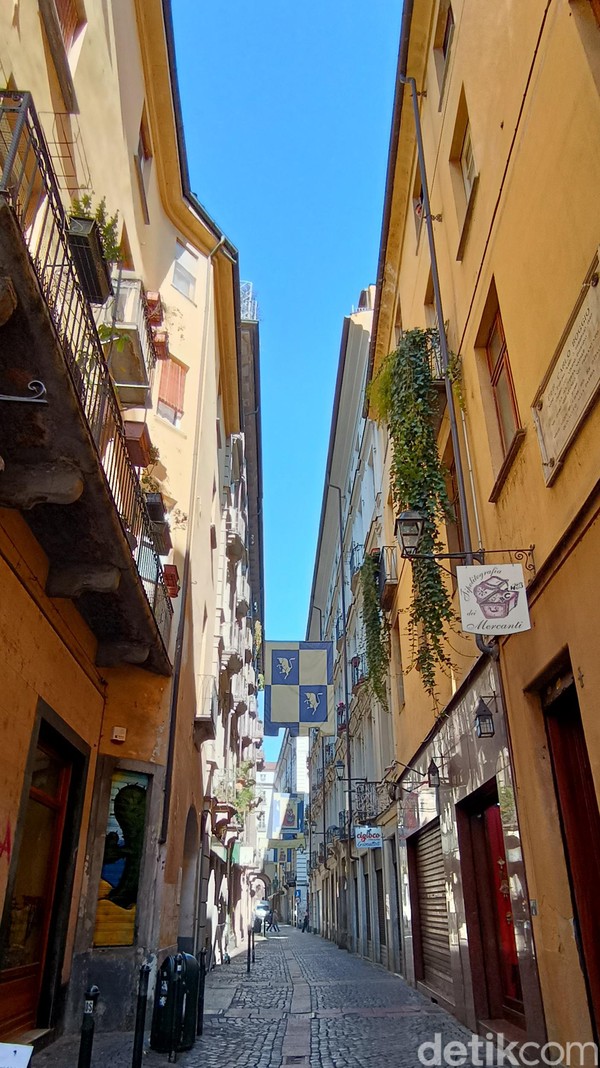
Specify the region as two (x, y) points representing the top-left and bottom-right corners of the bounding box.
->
(533, 262), (600, 485)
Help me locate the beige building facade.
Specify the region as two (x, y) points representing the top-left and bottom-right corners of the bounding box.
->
(0, 0), (263, 1045)
(369, 0), (600, 1052)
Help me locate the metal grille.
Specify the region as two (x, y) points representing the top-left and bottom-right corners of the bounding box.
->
(415, 820), (452, 1000)
(0, 90), (173, 648)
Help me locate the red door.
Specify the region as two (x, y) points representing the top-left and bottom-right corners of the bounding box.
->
(545, 681), (600, 1035)
(0, 741), (71, 1036)
(483, 802), (524, 1017)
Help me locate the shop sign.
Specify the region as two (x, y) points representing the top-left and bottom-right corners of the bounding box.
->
(456, 564), (531, 635)
(354, 825), (382, 849)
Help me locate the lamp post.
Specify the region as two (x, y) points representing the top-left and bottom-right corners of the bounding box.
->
(328, 482), (354, 953)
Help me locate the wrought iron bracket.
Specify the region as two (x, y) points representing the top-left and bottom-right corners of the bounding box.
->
(0, 380), (48, 404)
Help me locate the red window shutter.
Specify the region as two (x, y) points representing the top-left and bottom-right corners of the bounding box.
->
(55, 0), (80, 49)
(159, 358), (187, 414)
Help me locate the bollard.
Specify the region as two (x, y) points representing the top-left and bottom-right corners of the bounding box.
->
(196, 948), (207, 1036)
(246, 925), (251, 974)
(168, 954), (184, 1063)
(251, 924), (255, 964)
(77, 984), (100, 1068)
(131, 963), (151, 1068)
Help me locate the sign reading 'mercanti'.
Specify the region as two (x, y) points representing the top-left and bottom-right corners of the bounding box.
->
(457, 564), (531, 635)
(355, 825), (383, 849)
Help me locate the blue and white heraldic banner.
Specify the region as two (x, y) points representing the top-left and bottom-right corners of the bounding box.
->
(264, 641), (334, 737)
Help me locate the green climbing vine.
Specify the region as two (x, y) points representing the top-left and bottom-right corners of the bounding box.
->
(360, 551), (390, 709)
(368, 327), (456, 701)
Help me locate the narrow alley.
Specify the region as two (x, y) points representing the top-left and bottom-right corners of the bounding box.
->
(33, 926), (478, 1068)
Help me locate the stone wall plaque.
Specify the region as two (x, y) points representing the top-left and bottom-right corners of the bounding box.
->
(533, 257), (600, 485)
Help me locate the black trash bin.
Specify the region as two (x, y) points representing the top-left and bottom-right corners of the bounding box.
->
(253, 917), (262, 934)
(150, 952), (200, 1054)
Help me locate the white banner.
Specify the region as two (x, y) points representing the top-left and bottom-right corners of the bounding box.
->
(457, 564), (531, 635)
(354, 825), (383, 849)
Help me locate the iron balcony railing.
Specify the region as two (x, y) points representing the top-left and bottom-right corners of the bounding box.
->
(354, 782), (387, 824)
(0, 90), (172, 646)
(351, 653), (368, 692)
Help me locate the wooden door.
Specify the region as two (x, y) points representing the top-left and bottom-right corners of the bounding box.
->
(545, 680), (600, 1035)
(0, 742), (71, 1036)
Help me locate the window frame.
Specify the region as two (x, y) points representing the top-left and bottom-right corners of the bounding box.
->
(433, 1), (455, 102)
(134, 111), (152, 225)
(157, 356), (188, 426)
(485, 310), (521, 455)
(172, 240), (198, 302)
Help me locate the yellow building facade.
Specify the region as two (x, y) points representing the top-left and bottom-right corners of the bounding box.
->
(370, 0), (600, 1051)
(0, 0), (263, 1046)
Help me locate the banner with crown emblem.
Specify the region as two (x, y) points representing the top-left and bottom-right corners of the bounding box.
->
(264, 641), (334, 736)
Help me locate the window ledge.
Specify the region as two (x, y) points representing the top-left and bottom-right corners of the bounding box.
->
(456, 174), (479, 262)
(488, 428), (526, 503)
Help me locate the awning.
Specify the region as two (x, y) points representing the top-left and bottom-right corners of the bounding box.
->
(210, 838), (228, 862)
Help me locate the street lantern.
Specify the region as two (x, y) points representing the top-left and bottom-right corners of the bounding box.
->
(335, 760), (345, 782)
(427, 760), (441, 789)
(395, 510), (426, 557)
(474, 698), (495, 738)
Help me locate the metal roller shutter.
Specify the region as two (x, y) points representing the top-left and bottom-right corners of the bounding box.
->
(415, 820), (453, 1001)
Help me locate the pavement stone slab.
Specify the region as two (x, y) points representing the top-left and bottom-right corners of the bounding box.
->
(31, 925), (485, 1068)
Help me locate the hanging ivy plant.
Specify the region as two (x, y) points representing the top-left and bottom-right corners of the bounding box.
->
(360, 551), (390, 709)
(368, 327), (455, 700)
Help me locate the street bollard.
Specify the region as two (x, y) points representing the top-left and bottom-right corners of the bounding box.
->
(247, 925), (251, 974)
(131, 963), (151, 1068)
(196, 948), (207, 1036)
(168, 954), (184, 1063)
(77, 984), (100, 1068)
(251, 925), (255, 964)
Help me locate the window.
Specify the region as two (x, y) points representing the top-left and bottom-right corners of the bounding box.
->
(486, 310), (520, 454)
(157, 357), (187, 425)
(449, 88), (479, 259)
(172, 241), (198, 301)
(460, 124), (476, 202)
(134, 110), (152, 224)
(433, 1), (455, 99)
(55, 0), (84, 51)
(413, 165), (424, 243)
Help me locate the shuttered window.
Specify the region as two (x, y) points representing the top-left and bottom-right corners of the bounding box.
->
(158, 357), (187, 421)
(172, 241), (198, 301)
(55, 0), (82, 50)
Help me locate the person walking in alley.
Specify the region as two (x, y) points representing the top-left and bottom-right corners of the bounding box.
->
(271, 907), (280, 932)
(302, 909), (309, 932)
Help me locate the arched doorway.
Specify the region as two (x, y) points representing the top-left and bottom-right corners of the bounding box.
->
(177, 807), (198, 953)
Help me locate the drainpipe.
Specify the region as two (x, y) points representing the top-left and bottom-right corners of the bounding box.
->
(159, 234), (227, 844)
(398, 76), (494, 660)
(328, 482), (354, 953)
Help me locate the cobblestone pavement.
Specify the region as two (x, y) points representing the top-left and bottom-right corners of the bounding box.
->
(32, 926), (481, 1067)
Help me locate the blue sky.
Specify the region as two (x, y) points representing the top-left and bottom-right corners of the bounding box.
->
(171, 1), (402, 760)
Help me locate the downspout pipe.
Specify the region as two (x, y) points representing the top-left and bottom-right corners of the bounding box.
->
(159, 234), (226, 844)
(328, 482), (354, 953)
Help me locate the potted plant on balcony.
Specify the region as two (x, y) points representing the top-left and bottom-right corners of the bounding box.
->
(67, 194), (120, 305)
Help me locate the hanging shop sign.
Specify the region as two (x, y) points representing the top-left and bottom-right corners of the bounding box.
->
(456, 564), (531, 635)
(355, 825), (383, 849)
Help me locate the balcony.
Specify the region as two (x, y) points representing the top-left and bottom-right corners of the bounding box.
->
(335, 614), (344, 651)
(252, 718), (264, 743)
(0, 91), (172, 673)
(378, 546), (398, 611)
(235, 570), (251, 618)
(255, 748), (265, 769)
(248, 693), (258, 719)
(231, 671), (248, 713)
(95, 272), (159, 408)
(324, 741), (336, 766)
(351, 654), (368, 693)
(337, 810), (350, 841)
(194, 673), (219, 744)
(349, 542), (363, 594)
(226, 506), (246, 562)
(221, 619), (243, 675)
